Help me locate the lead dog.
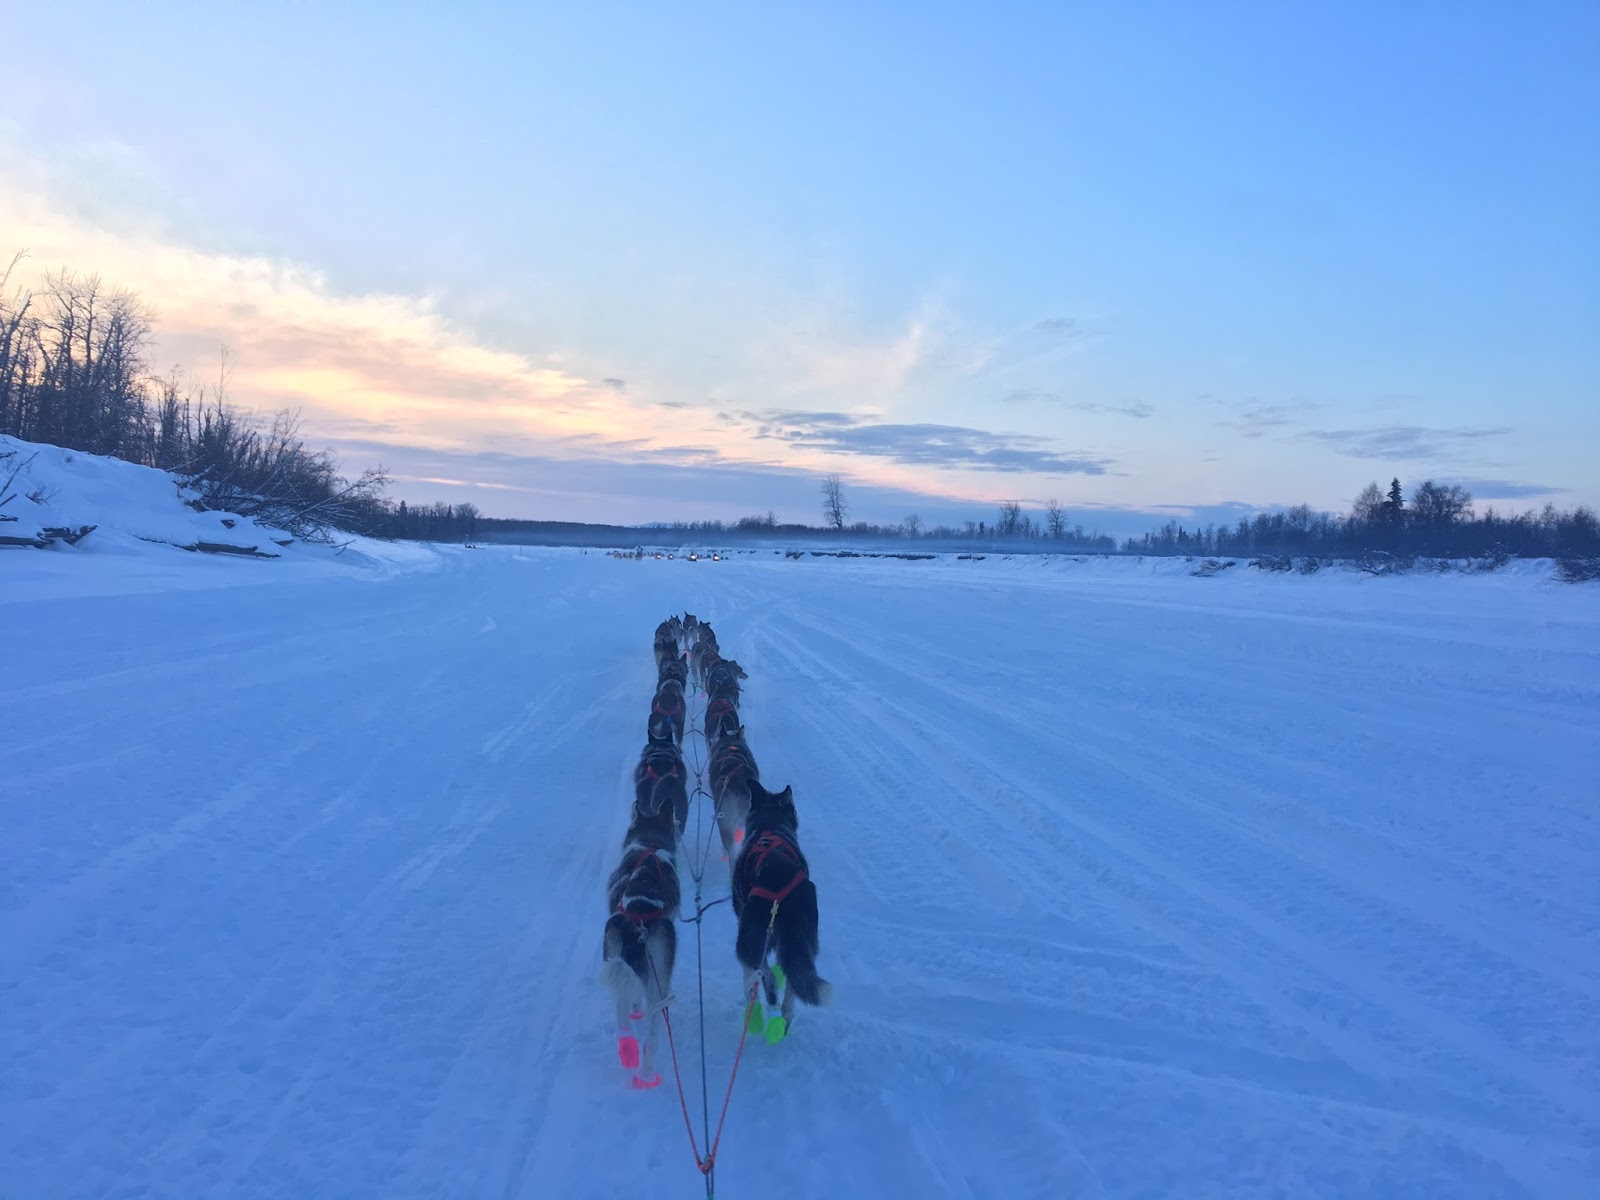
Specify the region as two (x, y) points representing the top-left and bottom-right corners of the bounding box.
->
(731, 780), (831, 1032)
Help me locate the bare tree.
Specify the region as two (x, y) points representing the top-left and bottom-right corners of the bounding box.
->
(1351, 482), (1384, 524)
(902, 513), (922, 539)
(997, 500), (1023, 537)
(1411, 480), (1473, 527)
(821, 473), (848, 530)
(1044, 498), (1065, 539)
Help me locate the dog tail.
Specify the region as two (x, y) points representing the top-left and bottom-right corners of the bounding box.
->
(774, 880), (832, 1007)
(604, 912), (677, 997)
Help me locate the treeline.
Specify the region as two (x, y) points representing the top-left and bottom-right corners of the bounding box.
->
(0, 256), (387, 539)
(1121, 478), (1600, 560)
(664, 504), (1117, 551)
(375, 500), (481, 542)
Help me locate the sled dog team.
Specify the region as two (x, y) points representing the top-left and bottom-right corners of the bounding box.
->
(600, 613), (831, 1089)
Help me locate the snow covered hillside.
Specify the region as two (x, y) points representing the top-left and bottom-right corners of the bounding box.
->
(1, 435), (299, 558)
(3, 544), (1597, 1198)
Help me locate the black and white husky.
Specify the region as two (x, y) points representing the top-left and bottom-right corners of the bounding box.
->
(601, 806), (680, 1089)
(708, 727), (759, 860)
(704, 657), (747, 705)
(689, 627), (720, 683)
(654, 636), (682, 677)
(704, 694), (741, 751)
(731, 780), (831, 1026)
(650, 678), (687, 747)
(635, 715), (688, 839)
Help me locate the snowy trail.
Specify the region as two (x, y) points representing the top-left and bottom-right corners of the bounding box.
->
(3, 548), (1597, 1197)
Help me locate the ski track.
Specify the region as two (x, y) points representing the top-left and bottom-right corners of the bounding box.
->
(2, 548), (1597, 1198)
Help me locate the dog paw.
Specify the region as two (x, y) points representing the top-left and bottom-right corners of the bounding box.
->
(628, 1072), (661, 1090)
(616, 1035), (640, 1071)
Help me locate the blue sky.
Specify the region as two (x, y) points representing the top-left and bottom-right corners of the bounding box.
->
(3, 1), (1595, 532)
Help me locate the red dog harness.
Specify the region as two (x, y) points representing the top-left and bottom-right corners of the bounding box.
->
(641, 749), (681, 783)
(743, 832), (807, 907)
(616, 847), (671, 922)
(710, 743), (753, 792)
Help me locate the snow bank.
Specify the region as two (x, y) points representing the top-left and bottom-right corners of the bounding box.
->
(0, 435), (442, 601)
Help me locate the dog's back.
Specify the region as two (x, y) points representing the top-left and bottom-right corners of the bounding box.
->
(732, 784), (830, 1008)
(651, 678), (686, 745)
(705, 695), (741, 750)
(607, 816), (681, 924)
(601, 813), (681, 1085)
(634, 739), (688, 836)
(705, 658), (747, 705)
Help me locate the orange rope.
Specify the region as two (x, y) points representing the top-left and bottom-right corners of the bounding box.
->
(660, 979), (762, 1174)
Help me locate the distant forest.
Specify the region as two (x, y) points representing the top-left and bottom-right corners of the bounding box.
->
(1121, 479), (1598, 562)
(5, 254), (1595, 564)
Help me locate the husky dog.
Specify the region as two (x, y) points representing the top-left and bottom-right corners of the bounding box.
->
(601, 806), (681, 1088)
(690, 623), (718, 671)
(654, 636), (682, 675)
(654, 617), (680, 645)
(650, 678), (686, 747)
(731, 780), (831, 1029)
(704, 694), (741, 750)
(708, 727), (759, 860)
(635, 716), (688, 838)
(692, 639), (724, 688)
(705, 658), (748, 705)
(657, 651), (688, 689)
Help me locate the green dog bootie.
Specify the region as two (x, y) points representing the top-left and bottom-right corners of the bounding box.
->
(763, 1015), (788, 1044)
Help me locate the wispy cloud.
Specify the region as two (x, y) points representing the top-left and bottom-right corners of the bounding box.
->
(1439, 477), (1566, 500)
(729, 409), (1109, 475)
(1000, 389), (1152, 419)
(1221, 403), (1301, 438)
(1303, 425), (1511, 460)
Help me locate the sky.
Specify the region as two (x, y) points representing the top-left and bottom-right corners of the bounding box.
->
(2, 1), (1596, 534)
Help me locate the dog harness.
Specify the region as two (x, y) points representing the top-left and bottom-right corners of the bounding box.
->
(641, 749), (682, 782)
(710, 743), (753, 792)
(616, 847), (673, 923)
(742, 831), (807, 907)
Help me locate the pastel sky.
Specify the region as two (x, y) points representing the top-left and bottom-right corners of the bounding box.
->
(3, 1), (1596, 534)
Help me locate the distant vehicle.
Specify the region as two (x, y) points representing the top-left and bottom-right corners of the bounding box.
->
(688, 553), (699, 561)
(711, 553), (722, 561)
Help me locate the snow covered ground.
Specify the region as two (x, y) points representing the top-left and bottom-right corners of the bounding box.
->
(3, 541), (1597, 1198)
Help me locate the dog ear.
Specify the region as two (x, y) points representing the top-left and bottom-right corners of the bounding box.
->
(779, 785), (793, 803)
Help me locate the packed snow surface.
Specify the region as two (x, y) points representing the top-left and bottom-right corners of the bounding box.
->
(3, 543), (1597, 1198)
